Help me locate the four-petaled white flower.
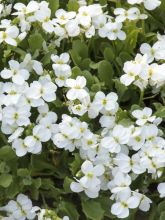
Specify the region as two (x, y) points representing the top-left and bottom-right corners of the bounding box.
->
(0, 25), (19, 46)
(1, 60), (29, 85)
(66, 76), (88, 100)
(132, 107), (156, 126)
(111, 189), (140, 218)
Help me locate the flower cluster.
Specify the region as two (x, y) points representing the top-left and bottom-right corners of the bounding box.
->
(0, 54), (58, 156)
(120, 33), (165, 91)
(0, 0), (150, 48)
(69, 102), (165, 217)
(127, 0), (161, 10)
(0, 194), (39, 220)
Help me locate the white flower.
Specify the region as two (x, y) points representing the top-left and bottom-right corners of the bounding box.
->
(52, 53), (71, 87)
(35, 2), (54, 33)
(65, 19), (81, 37)
(140, 42), (165, 63)
(79, 160), (105, 187)
(71, 160), (104, 198)
(93, 14), (107, 30)
(114, 7), (146, 22)
(115, 153), (145, 174)
(12, 138), (29, 156)
(8, 127), (24, 143)
(53, 132), (75, 152)
(143, 124), (158, 141)
(1, 60), (29, 85)
(63, 216), (70, 220)
(2, 82), (23, 106)
(21, 53), (43, 75)
(127, 0), (143, 4)
(66, 76), (88, 100)
(70, 103), (88, 116)
(27, 76), (57, 102)
(99, 21), (126, 41)
(143, 0), (161, 10)
(127, 0), (161, 11)
(24, 125), (51, 154)
(0, 25), (19, 46)
(78, 0), (87, 6)
(158, 183), (165, 198)
(81, 131), (98, 150)
(77, 6), (92, 27)
(39, 114), (58, 138)
(88, 4), (103, 17)
(100, 115), (115, 129)
(108, 172), (132, 193)
(101, 125), (131, 153)
(13, 1), (39, 16)
(92, 91), (118, 113)
(111, 189), (140, 218)
(0, 194), (39, 220)
(128, 126), (145, 150)
(132, 107), (156, 126)
(51, 52), (70, 64)
(120, 61), (142, 86)
(133, 191), (152, 211)
(2, 104), (31, 126)
(54, 9), (76, 25)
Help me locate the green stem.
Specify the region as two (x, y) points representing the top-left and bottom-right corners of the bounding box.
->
(139, 90), (144, 105)
(143, 93), (159, 100)
(41, 192), (48, 208)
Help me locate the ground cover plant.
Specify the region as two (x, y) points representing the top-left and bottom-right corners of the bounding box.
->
(0, 0), (165, 219)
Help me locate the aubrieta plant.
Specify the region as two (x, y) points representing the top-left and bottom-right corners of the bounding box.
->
(0, 0), (164, 219)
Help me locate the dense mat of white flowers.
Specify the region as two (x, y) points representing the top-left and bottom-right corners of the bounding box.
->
(0, 0), (165, 219)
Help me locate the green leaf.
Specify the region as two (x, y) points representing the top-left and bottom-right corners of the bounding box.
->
(47, 0), (59, 16)
(31, 153), (55, 172)
(155, 107), (165, 118)
(69, 153), (82, 175)
(118, 118), (134, 127)
(82, 70), (94, 87)
(70, 40), (88, 68)
(82, 200), (104, 220)
(17, 168), (30, 177)
(72, 66), (82, 78)
(0, 174), (12, 188)
(130, 104), (141, 112)
(63, 177), (73, 193)
(6, 178), (20, 198)
(160, 211), (165, 220)
(97, 197), (115, 218)
(114, 79), (128, 101)
(158, 201), (165, 213)
(91, 83), (101, 92)
(28, 33), (44, 52)
(124, 27), (139, 53)
(73, 40), (88, 59)
(41, 52), (54, 65)
(153, 102), (163, 110)
(116, 108), (129, 123)
(22, 176), (32, 186)
(98, 60), (114, 87)
(0, 146), (16, 161)
(119, 52), (132, 63)
(104, 47), (115, 62)
(99, 0), (107, 5)
(67, 0), (79, 11)
(58, 201), (80, 220)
